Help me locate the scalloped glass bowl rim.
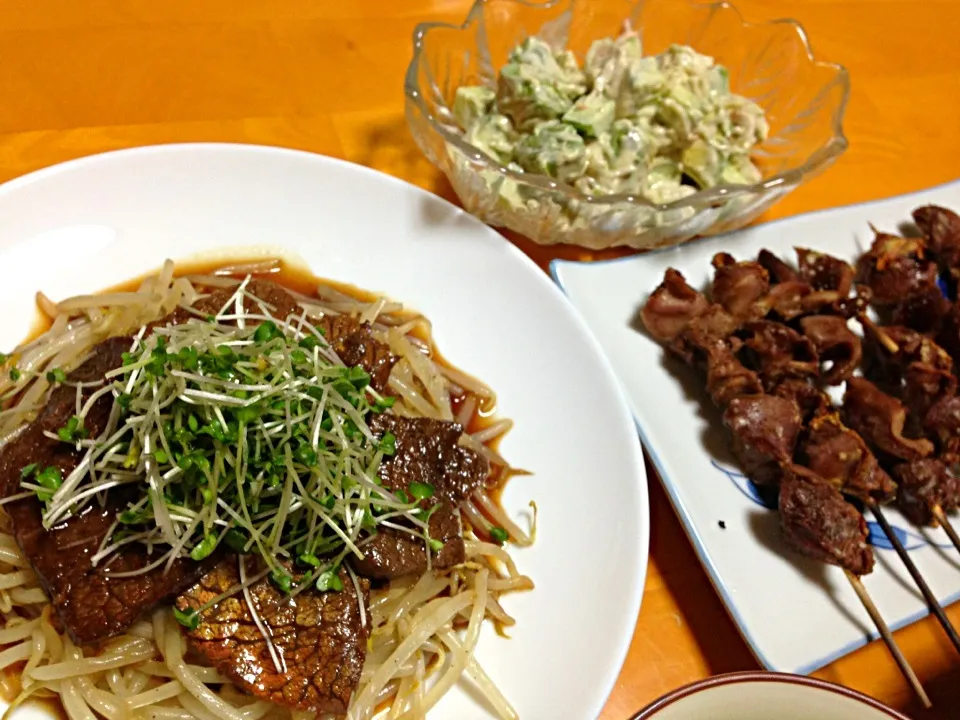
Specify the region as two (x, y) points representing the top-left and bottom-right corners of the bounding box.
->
(404, 0), (851, 210)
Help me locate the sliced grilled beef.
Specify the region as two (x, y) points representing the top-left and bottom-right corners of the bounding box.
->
(315, 316), (396, 393)
(352, 504), (464, 580)
(350, 416), (489, 579)
(0, 338), (216, 644)
(0, 279), (394, 644)
(178, 560), (369, 714)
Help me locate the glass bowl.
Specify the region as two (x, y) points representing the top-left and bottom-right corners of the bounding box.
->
(404, 0), (850, 251)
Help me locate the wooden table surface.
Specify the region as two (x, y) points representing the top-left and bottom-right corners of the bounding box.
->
(1, 0), (959, 717)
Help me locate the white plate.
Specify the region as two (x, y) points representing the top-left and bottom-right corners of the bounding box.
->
(0, 144), (649, 720)
(552, 179), (960, 675)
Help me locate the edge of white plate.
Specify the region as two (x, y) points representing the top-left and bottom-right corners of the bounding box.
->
(548, 176), (960, 676)
(0, 142), (651, 718)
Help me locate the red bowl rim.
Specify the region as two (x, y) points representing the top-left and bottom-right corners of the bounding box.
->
(629, 671), (913, 720)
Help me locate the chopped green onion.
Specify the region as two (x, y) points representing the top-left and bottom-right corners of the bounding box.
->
(315, 568), (343, 592)
(296, 444), (318, 466)
(427, 537), (444, 552)
(174, 606), (201, 631)
(19, 464), (37, 480)
(224, 529), (249, 553)
(298, 553), (321, 568)
(345, 366), (370, 389)
(379, 432), (397, 456)
(408, 481), (435, 501)
(57, 416), (86, 443)
(35, 466), (62, 489)
(189, 534), (218, 561)
(46, 368), (67, 384)
(271, 568), (293, 594)
(253, 321), (282, 343)
(119, 508), (151, 525)
(490, 526), (509, 545)
(8, 368), (20, 382)
(372, 396), (396, 412)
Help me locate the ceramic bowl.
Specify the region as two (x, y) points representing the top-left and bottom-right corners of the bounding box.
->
(630, 672), (911, 720)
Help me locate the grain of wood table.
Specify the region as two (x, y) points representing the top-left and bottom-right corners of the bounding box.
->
(1, 0), (958, 717)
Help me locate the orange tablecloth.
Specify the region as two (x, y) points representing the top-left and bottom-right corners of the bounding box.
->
(1, 1), (959, 717)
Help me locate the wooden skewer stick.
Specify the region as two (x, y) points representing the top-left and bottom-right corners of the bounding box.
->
(845, 570), (932, 709)
(858, 313), (900, 355)
(870, 504), (960, 656)
(848, 319), (960, 658)
(931, 505), (960, 555)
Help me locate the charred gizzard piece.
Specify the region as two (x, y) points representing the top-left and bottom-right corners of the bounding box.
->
(856, 233), (940, 308)
(722, 394), (802, 487)
(710, 252), (770, 321)
(893, 458), (960, 527)
(842, 377), (934, 462)
(640, 268), (709, 344)
(739, 320), (820, 389)
(913, 205), (960, 280)
(799, 412), (897, 504)
(799, 315), (862, 385)
(778, 466), (874, 576)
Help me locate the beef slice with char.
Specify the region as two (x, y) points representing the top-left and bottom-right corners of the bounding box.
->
(163, 279), (302, 328)
(315, 315), (396, 393)
(351, 415), (489, 580)
(0, 280), (312, 644)
(178, 560), (369, 714)
(0, 338), (216, 644)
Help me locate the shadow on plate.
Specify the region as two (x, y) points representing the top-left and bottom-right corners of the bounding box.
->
(745, 511), (872, 636)
(919, 527), (960, 573)
(646, 476), (758, 676)
(872, 547), (925, 603)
